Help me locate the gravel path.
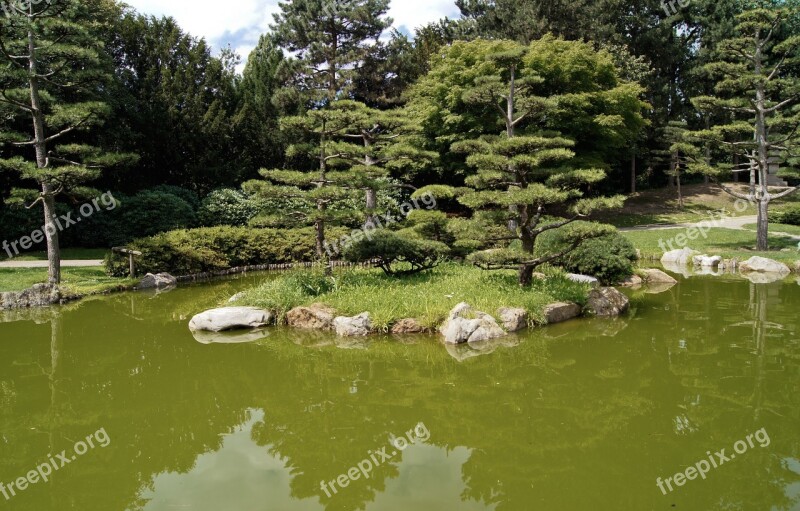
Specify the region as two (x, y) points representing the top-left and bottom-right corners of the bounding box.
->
(0, 260), (104, 269)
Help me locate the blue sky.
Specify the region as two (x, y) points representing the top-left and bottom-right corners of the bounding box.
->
(123, 0), (460, 69)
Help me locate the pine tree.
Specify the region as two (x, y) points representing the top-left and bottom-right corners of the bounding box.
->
(690, 4), (800, 250)
(0, 0), (134, 284)
(271, 0), (392, 104)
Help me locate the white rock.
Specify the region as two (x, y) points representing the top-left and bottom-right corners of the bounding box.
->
(439, 302), (506, 344)
(334, 312), (372, 337)
(661, 247), (700, 266)
(189, 307), (273, 332)
(739, 256), (791, 275)
(692, 255), (723, 268)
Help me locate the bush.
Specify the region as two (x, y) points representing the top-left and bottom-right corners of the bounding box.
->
(537, 223), (636, 284)
(198, 189), (263, 227)
(104, 226), (348, 277)
(118, 191), (197, 241)
(151, 185), (201, 211)
(342, 230), (450, 276)
(776, 205), (800, 226)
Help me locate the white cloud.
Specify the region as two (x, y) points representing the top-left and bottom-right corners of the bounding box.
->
(124, 0), (459, 69)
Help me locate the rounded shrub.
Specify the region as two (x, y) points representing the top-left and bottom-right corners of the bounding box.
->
(117, 191), (197, 242)
(198, 189), (262, 227)
(537, 223), (636, 284)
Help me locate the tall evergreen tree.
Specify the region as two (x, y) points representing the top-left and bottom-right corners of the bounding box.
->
(690, 4), (800, 250)
(271, 0), (392, 104)
(0, 0), (134, 284)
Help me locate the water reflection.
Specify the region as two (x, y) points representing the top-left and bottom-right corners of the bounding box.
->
(0, 274), (798, 511)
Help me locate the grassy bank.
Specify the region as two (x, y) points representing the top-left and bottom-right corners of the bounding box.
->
(234, 263), (590, 331)
(0, 267), (135, 294)
(622, 228), (800, 264)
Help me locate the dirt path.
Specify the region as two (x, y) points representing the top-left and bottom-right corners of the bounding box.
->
(621, 214), (800, 242)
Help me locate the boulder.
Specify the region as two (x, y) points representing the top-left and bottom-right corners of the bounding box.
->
(739, 256), (791, 275)
(620, 275), (643, 288)
(391, 318), (427, 334)
(497, 307), (528, 332)
(532, 272), (547, 281)
(793, 260), (800, 274)
(286, 303), (335, 330)
(661, 247), (700, 266)
(566, 273), (600, 288)
(137, 272), (177, 290)
(692, 255), (723, 268)
(543, 302), (582, 324)
(742, 272), (786, 284)
(439, 302), (506, 345)
(0, 284), (61, 310)
(640, 269), (678, 284)
(585, 287), (630, 317)
(334, 312), (372, 337)
(189, 307), (273, 332)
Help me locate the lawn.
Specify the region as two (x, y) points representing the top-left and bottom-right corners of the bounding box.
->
(0, 247), (108, 262)
(0, 267), (135, 294)
(235, 263), (590, 330)
(622, 227), (800, 264)
(742, 223), (800, 237)
(595, 183), (759, 228)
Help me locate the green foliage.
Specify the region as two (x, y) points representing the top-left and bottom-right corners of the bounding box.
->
(342, 230), (450, 276)
(104, 226), (348, 277)
(538, 227), (637, 284)
(199, 189), (263, 227)
(775, 205), (800, 226)
(150, 185), (201, 211)
(116, 191), (197, 242)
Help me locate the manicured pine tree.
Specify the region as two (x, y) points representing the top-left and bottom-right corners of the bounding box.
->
(0, 0), (134, 284)
(414, 41), (627, 286)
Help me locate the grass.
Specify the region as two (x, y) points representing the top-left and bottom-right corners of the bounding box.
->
(0, 247), (108, 262)
(234, 263), (591, 331)
(622, 227), (800, 264)
(594, 183), (760, 228)
(742, 223), (800, 237)
(0, 267), (135, 294)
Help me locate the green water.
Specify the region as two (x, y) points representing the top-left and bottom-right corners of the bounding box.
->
(0, 273), (799, 511)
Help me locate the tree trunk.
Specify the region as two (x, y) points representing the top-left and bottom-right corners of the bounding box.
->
(518, 264), (535, 287)
(756, 198), (769, 251)
(28, 29), (60, 284)
(630, 153), (636, 194)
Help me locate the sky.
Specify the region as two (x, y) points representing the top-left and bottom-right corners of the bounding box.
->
(123, 0), (460, 70)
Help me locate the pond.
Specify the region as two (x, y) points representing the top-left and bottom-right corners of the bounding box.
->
(0, 272), (799, 510)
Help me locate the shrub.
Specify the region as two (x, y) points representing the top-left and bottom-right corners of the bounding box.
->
(537, 223), (636, 284)
(198, 189), (263, 227)
(342, 230), (450, 276)
(114, 191), (197, 244)
(104, 226), (348, 277)
(151, 185), (201, 211)
(776, 205), (800, 226)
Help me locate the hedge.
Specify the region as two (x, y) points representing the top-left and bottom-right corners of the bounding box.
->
(104, 226), (348, 277)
